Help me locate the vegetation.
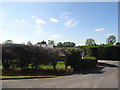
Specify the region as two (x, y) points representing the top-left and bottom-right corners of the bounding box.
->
(27, 41), (32, 45)
(3, 40), (13, 45)
(1, 35), (119, 75)
(85, 38), (96, 46)
(106, 35), (116, 45)
(56, 42), (75, 47)
(83, 56), (96, 60)
(65, 48), (81, 72)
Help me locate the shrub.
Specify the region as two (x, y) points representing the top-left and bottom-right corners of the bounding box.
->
(2, 45), (67, 71)
(80, 56), (97, 68)
(65, 48), (81, 72)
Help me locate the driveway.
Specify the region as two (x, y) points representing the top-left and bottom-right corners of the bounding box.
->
(2, 60), (119, 88)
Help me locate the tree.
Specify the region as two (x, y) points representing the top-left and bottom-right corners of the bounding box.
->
(48, 40), (54, 44)
(57, 42), (63, 47)
(62, 42), (75, 47)
(85, 38), (96, 46)
(40, 40), (46, 44)
(106, 35), (116, 45)
(4, 40), (13, 45)
(35, 42), (41, 46)
(27, 41), (32, 45)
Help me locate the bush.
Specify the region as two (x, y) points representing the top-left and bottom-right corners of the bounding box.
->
(65, 48), (81, 72)
(80, 56), (97, 68)
(2, 45), (66, 71)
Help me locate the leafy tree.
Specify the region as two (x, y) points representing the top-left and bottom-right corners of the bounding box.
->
(40, 40), (46, 44)
(4, 40), (13, 45)
(106, 35), (116, 45)
(48, 40), (54, 44)
(27, 41), (32, 45)
(63, 42), (75, 47)
(35, 41), (46, 46)
(57, 42), (63, 47)
(35, 42), (41, 46)
(85, 38), (96, 46)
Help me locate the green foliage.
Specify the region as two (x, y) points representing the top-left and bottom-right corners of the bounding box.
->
(106, 35), (116, 45)
(77, 45), (120, 60)
(48, 40), (55, 45)
(83, 56), (96, 60)
(3, 40), (13, 45)
(57, 42), (63, 47)
(80, 58), (97, 68)
(85, 38), (96, 46)
(2, 45), (67, 71)
(40, 40), (47, 44)
(65, 48), (81, 72)
(27, 41), (32, 45)
(62, 42), (75, 47)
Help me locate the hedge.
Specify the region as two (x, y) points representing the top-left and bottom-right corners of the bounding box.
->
(2, 45), (65, 71)
(80, 56), (97, 68)
(78, 45), (120, 60)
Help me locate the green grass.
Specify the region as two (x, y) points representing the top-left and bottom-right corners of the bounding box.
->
(1, 61), (70, 70)
(56, 61), (65, 69)
(0, 65), (3, 69)
(83, 56), (96, 60)
(39, 61), (66, 69)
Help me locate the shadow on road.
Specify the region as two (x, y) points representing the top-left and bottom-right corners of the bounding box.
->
(75, 66), (105, 74)
(76, 61), (118, 75)
(97, 62), (119, 68)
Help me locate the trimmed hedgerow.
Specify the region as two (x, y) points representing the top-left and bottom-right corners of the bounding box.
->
(80, 56), (97, 68)
(77, 45), (120, 60)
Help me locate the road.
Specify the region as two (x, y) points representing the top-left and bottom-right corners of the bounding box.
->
(2, 60), (119, 88)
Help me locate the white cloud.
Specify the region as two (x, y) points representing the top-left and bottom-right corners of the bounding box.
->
(64, 16), (69, 18)
(35, 25), (41, 29)
(21, 19), (25, 23)
(52, 34), (60, 38)
(35, 19), (46, 24)
(0, 30), (9, 35)
(62, 12), (70, 15)
(35, 29), (43, 35)
(94, 28), (105, 31)
(4, 30), (9, 33)
(15, 19), (20, 22)
(28, 25), (33, 28)
(35, 26), (46, 35)
(0, 8), (7, 19)
(15, 19), (25, 23)
(31, 16), (35, 18)
(50, 18), (59, 22)
(49, 34), (60, 38)
(63, 19), (79, 28)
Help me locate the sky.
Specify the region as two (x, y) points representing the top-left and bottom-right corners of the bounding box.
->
(0, 2), (118, 46)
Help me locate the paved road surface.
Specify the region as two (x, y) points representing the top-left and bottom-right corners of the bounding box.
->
(2, 60), (119, 88)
